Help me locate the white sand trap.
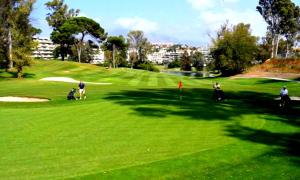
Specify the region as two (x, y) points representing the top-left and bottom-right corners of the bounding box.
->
(274, 97), (300, 101)
(40, 77), (112, 85)
(0, 96), (49, 102)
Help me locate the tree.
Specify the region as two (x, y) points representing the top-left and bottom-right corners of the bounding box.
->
(168, 57), (181, 68)
(180, 51), (192, 71)
(127, 30), (150, 68)
(70, 40), (98, 63)
(256, 34), (273, 62)
(191, 51), (204, 71)
(59, 17), (106, 63)
(101, 36), (127, 68)
(257, 0), (300, 58)
(0, 0), (15, 69)
(0, 0), (39, 77)
(45, 0), (79, 61)
(50, 29), (74, 60)
(0, 2), (9, 68)
(211, 23), (258, 76)
(280, 3), (300, 57)
(128, 51), (138, 68)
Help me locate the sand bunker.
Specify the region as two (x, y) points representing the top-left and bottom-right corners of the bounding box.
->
(40, 77), (112, 85)
(0, 96), (49, 102)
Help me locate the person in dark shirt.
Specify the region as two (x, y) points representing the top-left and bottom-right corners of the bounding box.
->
(78, 81), (86, 100)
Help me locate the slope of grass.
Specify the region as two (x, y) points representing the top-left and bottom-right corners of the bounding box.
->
(0, 60), (299, 179)
(250, 58), (300, 74)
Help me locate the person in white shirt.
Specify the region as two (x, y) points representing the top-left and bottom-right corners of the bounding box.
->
(280, 86), (288, 97)
(279, 86), (290, 107)
(213, 82), (224, 101)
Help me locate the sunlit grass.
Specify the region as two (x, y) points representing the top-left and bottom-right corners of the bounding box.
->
(0, 60), (299, 179)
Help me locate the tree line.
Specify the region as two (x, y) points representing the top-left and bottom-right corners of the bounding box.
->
(0, 0), (159, 77)
(45, 0), (157, 71)
(0, 0), (299, 77)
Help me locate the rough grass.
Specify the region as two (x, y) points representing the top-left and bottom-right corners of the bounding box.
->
(0, 60), (299, 179)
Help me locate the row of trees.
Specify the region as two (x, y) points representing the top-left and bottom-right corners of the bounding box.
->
(168, 51), (205, 72)
(3, 0), (298, 77)
(45, 0), (106, 63)
(0, 0), (157, 77)
(210, 0), (300, 76)
(46, 0), (155, 70)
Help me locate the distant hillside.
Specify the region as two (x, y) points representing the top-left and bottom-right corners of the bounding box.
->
(249, 58), (300, 74)
(232, 58), (300, 79)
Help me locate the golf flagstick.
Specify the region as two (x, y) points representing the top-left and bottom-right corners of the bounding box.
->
(178, 80), (183, 103)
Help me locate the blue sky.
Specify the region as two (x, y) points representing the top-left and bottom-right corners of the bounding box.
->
(31, 0), (300, 46)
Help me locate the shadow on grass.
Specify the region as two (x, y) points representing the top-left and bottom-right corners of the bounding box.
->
(103, 88), (300, 165)
(0, 70), (35, 79)
(104, 88), (299, 120)
(294, 77), (300, 81)
(226, 124), (300, 165)
(74, 88), (300, 179)
(254, 79), (292, 84)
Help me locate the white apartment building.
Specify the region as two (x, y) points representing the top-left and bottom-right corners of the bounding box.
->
(147, 49), (166, 64)
(197, 46), (211, 62)
(32, 37), (56, 59)
(148, 47), (195, 64)
(163, 50), (185, 62)
(90, 49), (105, 64)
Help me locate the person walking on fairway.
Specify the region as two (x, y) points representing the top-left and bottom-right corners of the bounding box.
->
(279, 86), (290, 107)
(78, 81), (86, 100)
(213, 82), (224, 101)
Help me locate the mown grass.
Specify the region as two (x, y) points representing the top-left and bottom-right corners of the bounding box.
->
(0, 60), (299, 179)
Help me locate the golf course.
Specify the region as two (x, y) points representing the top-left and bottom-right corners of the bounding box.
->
(0, 60), (299, 179)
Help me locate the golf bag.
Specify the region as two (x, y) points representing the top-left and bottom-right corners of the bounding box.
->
(67, 88), (76, 100)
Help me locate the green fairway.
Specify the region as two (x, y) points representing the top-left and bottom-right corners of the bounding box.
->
(0, 60), (299, 179)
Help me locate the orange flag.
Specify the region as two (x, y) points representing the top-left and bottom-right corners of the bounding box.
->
(178, 81), (183, 89)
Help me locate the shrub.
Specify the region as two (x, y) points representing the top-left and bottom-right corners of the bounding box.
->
(168, 58), (181, 69)
(139, 62), (160, 72)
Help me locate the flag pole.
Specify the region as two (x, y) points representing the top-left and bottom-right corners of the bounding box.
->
(178, 80), (183, 105)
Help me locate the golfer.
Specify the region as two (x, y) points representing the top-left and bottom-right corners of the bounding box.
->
(78, 81), (86, 100)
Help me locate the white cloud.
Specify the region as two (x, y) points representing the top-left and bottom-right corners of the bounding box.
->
(224, 0), (239, 3)
(187, 0), (215, 10)
(187, 0), (240, 10)
(200, 8), (266, 37)
(187, 0), (267, 38)
(115, 17), (159, 33)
